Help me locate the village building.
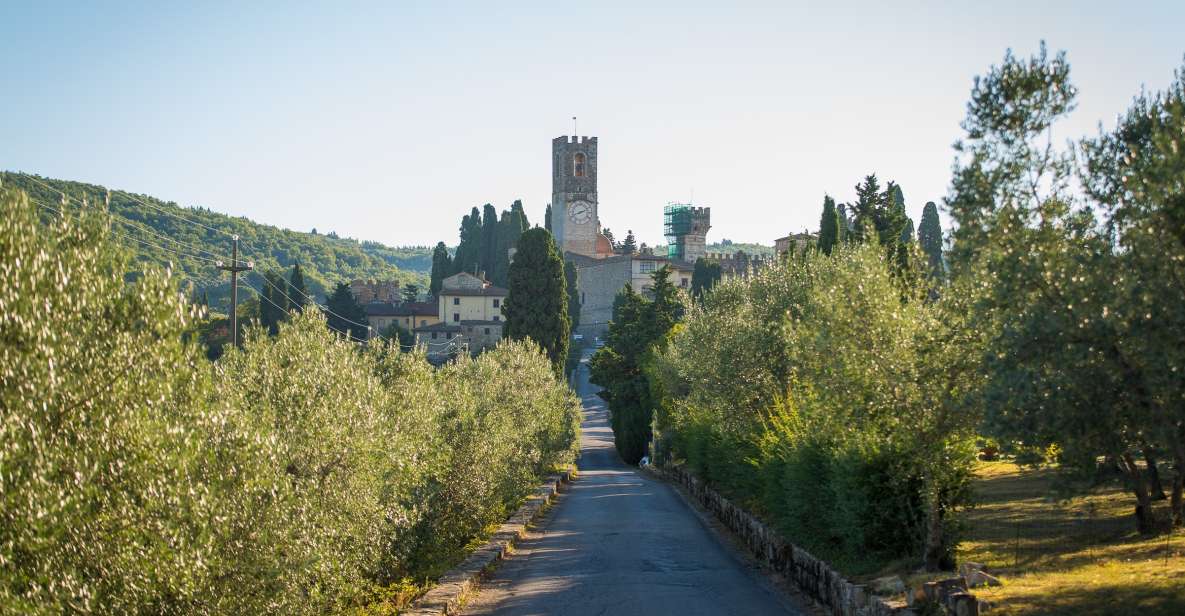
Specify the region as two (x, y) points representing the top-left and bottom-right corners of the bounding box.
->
(413, 272), (507, 361)
(552, 135), (698, 339)
(775, 232), (815, 256)
(363, 301), (439, 339)
(349, 279), (400, 304)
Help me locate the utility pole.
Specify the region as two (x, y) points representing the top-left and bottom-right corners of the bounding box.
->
(216, 235), (253, 347)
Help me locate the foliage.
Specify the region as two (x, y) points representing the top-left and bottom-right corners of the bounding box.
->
(259, 270), (290, 334)
(618, 230), (637, 255)
(690, 258), (722, 302)
(0, 184), (580, 612)
(817, 195), (841, 255)
(565, 260), (581, 330)
(590, 267), (685, 464)
(917, 201), (944, 279)
(453, 207), (482, 277)
(0, 173), (428, 313)
(326, 281), (370, 341)
(288, 262), (310, 311)
(429, 242), (452, 296)
(504, 228), (570, 376)
(650, 243), (979, 571)
(947, 45), (1185, 534)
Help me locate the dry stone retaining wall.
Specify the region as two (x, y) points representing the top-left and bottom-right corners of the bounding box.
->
(650, 463), (911, 616)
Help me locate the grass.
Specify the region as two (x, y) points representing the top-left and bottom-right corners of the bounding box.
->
(955, 460), (1185, 615)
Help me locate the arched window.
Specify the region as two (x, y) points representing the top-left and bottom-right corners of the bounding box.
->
(573, 152), (586, 177)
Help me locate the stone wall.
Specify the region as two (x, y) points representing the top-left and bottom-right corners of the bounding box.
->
(651, 463), (988, 616)
(569, 254), (631, 339)
(651, 463), (908, 616)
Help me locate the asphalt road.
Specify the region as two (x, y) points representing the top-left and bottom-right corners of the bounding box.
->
(461, 356), (804, 616)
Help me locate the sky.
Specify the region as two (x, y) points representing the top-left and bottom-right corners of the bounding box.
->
(2, 1), (1183, 248)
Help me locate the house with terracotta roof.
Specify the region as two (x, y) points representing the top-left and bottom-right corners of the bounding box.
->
(414, 272), (507, 360)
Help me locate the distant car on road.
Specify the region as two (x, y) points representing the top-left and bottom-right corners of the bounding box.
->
(594, 336), (604, 348)
(573, 333), (584, 342)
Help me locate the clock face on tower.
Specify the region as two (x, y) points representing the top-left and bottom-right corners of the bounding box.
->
(568, 200), (592, 224)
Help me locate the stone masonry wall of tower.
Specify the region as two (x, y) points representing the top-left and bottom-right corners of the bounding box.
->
(552, 136), (599, 257)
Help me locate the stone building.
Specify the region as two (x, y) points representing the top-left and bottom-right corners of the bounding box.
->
(350, 279), (400, 304)
(363, 301), (439, 339)
(775, 232), (815, 256)
(413, 272), (507, 361)
(552, 134), (698, 340)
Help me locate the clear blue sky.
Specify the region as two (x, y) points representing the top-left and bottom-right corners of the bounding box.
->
(3, 1), (1183, 248)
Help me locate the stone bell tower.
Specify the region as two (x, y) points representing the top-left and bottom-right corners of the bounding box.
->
(552, 135), (599, 257)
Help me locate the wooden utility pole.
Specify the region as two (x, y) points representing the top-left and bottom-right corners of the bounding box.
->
(216, 235), (253, 347)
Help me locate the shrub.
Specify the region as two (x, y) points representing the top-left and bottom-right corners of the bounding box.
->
(0, 185), (580, 613)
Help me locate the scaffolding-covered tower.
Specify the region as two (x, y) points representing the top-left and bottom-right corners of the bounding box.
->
(664, 203), (711, 263)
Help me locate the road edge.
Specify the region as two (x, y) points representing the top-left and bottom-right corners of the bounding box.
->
(403, 468), (575, 616)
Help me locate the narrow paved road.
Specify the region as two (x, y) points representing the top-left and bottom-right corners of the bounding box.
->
(462, 356), (803, 616)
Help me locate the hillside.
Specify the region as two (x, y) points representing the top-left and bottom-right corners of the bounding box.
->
(4, 172), (431, 313)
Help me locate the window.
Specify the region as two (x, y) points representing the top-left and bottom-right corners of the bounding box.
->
(453, 297), (460, 305)
(492, 315), (500, 322)
(453, 313), (460, 322)
(573, 152), (586, 177)
(681, 277), (689, 288)
(420, 319), (427, 326)
(432, 332), (438, 340)
(484, 328), (491, 335)
(639, 260), (656, 273)
(492, 298), (500, 308)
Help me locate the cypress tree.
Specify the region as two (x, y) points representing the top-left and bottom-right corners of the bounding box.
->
(690, 258), (722, 302)
(917, 201), (944, 278)
(565, 260), (581, 330)
(288, 262), (309, 311)
(429, 242), (452, 296)
(492, 207), (525, 287)
(504, 228), (570, 376)
(402, 283), (419, 303)
(479, 203), (498, 278)
(817, 195), (840, 255)
(259, 270), (289, 335)
(544, 204), (552, 233)
(326, 282), (369, 341)
(619, 230), (637, 255)
(454, 208), (482, 275)
(510, 199), (530, 232)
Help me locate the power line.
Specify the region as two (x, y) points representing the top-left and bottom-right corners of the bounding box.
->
(31, 197), (222, 264)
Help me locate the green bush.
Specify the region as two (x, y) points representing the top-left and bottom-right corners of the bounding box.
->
(651, 242), (980, 572)
(0, 185), (580, 613)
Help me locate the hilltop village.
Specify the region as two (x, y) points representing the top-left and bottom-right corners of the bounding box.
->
(351, 134), (808, 356)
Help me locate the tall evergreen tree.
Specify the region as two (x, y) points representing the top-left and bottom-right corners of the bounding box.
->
(504, 228), (570, 376)
(565, 260), (581, 330)
(690, 258), (722, 302)
(544, 204), (552, 233)
(288, 262), (309, 311)
(510, 199), (530, 232)
(259, 270), (289, 335)
(619, 230), (637, 255)
(602, 227), (616, 248)
(402, 283), (419, 303)
(917, 201), (944, 278)
(325, 282), (369, 341)
(429, 242), (452, 296)
(454, 207), (482, 275)
(590, 266), (685, 463)
(817, 195), (841, 255)
(492, 206), (526, 287)
(479, 203), (498, 277)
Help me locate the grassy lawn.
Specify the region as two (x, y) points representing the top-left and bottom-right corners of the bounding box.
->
(956, 460), (1185, 615)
